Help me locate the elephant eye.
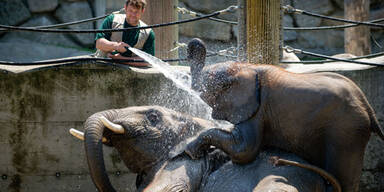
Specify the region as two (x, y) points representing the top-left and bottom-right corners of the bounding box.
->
(146, 111), (161, 125)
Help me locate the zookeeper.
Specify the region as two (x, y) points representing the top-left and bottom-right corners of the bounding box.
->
(95, 0), (155, 67)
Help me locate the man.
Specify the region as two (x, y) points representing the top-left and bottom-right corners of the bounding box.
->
(95, 0), (155, 67)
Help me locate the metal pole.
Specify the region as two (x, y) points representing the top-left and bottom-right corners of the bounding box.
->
(245, 0), (282, 64)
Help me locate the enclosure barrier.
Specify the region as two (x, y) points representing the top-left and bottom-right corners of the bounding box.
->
(0, 4), (383, 66)
(0, 2), (384, 192)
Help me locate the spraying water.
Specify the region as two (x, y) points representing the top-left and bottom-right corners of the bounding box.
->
(129, 47), (228, 125)
(129, 47), (196, 96)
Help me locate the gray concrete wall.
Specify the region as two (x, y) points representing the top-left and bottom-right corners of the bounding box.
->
(0, 62), (383, 191)
(0, 63), (209, 192)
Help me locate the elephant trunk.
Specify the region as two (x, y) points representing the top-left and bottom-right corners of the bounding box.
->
(84, 110), (117, 192)
(188, 38), (206, 91)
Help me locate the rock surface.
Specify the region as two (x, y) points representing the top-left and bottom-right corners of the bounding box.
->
(0, 0), (31, 26)
(178, 2), (232, 42)
(2, 15), (79, 48)
(55, 1), (95, 47)
(0, 38), (91, 62)
(27, 0), (59, 13)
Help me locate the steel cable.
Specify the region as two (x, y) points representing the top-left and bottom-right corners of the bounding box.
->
(0, 53), (219, 66)
(283, 5), (384, 28)
(0, 9), (125, 32)
(281, 51), (384, 64)
(283, 46), (384, 66)
(0, 6), (237, 33)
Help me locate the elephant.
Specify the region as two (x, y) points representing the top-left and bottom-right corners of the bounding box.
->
(70, 105), (338, 192)
(146, 148), (333, 192)
(70, 106), (215, 192)
(185, 38), (384, 192)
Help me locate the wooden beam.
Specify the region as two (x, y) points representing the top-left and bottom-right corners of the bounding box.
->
(344, 0), (371, 56)
(142, 0), (179, 64)
(246, 0), (282, 64)
(237, 0), (247, 62)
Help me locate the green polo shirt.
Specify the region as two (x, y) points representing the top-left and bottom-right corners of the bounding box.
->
(95, 14), (155, 57)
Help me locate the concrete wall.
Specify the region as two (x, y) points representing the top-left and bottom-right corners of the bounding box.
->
(0, 62), (383, 191)
(0, 63), (210, 192)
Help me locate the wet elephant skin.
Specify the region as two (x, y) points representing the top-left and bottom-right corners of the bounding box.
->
(186, 38), (384, 192)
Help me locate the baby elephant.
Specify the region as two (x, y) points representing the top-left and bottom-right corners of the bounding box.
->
(185, 38), (384, 192)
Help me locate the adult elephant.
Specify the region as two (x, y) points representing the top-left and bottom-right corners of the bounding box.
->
(70, 106), (215, 192)
(70, 106), (334, 192)
(185, 38), (384, 192)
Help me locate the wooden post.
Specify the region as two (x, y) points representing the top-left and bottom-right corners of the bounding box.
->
(237, 0), (247, 62)
(245, 0), (282, 64)
(142, 0), (179, 65)
(344, 0), (371, 56)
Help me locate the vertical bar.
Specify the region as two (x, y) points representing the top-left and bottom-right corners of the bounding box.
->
(246, 0), (282, 64)
(344, 0), (371, 56)
(142, 0), (179, 65)
(238, 0), (247, 62)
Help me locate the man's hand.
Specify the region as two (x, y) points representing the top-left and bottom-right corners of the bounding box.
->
(113, 42), (130, 53)
(108, 53), (122, 60)
(108, 53), (150, 67)
(96, 38), (130, 53)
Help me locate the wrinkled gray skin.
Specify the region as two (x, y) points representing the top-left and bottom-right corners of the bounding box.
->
(186, 38), (384, 192)
(84, 105), (215, 192)
(83, 105), (326, 192)
(147, 149), (327, 192)
(202, 149), (326, 192)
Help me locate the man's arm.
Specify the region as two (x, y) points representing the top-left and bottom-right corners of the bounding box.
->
(96, 38), (130, 53)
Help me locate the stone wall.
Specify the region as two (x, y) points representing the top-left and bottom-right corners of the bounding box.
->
(0, 0), (96, 62)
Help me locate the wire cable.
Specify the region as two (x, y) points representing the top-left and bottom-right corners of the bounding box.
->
(284, 18), (384, 30)
(177, 5), (384, 30)
(283, 46), (384, 66)
(281, 51), (384, 64)
(177, 7), (238, 25)
(283, 5), (384, 28)
(0, 9), (125, 32)
(0, 6), (238, 33)
(0, 53), (221, 66)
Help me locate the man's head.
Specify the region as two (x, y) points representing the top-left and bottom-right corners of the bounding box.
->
(124, 0), (146, 26)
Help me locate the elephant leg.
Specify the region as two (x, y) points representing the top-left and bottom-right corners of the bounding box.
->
(324, 143), (366, 192)
(186, 118), (263, 164)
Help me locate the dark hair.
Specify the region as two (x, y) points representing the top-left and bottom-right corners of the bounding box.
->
(125, 0), (146, 9)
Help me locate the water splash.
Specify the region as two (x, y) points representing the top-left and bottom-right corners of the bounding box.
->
(129, 47), (213, 118)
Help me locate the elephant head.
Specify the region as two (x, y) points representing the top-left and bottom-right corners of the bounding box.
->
(188, 39), (261, 124)
(70, 106), (215, 192)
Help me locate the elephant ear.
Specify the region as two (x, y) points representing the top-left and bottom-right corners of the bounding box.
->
(220, 65), (262, 124)
(200, 62), (239, 94)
